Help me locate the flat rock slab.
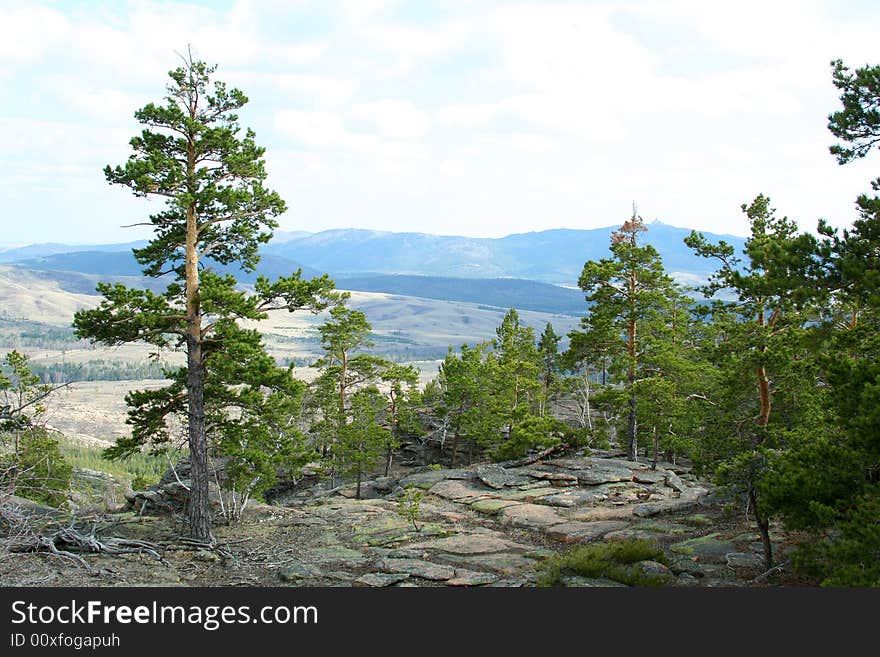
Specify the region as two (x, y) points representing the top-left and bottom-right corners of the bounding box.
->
(603, 529), (663, 543)
(671, 533), (737, 562)
(566, 506), (635, 522)
(530, 471), (580, 487)
(534, 489), (608, 508)
(470, 498), (522, 515)
(369, 547), (427, 559)
(545, 520), (630, 543)
(380, 558), (455, 581)
(476, 464), (532, 489)
(548, 457), (647, 471)
(356, 573), (411, 587)
(408, 533), (531, 555)
(632, 470), (668, 484)
(681, 487), (709, 501)
(440, 552), (535, 575)
(725, 552), (764, 569)
(446, 569), (499, 586)
(577, 467), (634, 486)
(353, 514), (448, 547)
(497, 486), (558, 501)
(631, 519), (694, 535)
(500, 503), (567, 528)
(278, 562), (322, 582)
(633, 496), (702, 518)
(398, 469), (472, 489)
(560, 576), (628, 587)
(310, 545), (373, 567)
(429, 479), (493, 501)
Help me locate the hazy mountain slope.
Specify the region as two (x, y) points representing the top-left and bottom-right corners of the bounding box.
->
(0, 241), (148, 263)
(0, 266), (98, 324)
(335, 274), (584, 315)
(1, 223), (745, 313)
(12, 250), (323, 291)
(263, 223), (746, 282)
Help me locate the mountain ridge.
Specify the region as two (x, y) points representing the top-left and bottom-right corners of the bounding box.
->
(1, 223), (745, 314)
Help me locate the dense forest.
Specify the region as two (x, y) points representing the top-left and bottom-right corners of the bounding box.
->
(2, 56), (879, 586)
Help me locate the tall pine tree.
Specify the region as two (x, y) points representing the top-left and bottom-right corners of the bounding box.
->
(73, 52), (336, 541)
(578, 210), (675, 460)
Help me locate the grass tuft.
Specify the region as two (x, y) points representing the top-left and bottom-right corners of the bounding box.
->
(536, 539), (670, 587)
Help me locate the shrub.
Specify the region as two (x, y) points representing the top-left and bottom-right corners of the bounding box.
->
(397, 485), (423, 532)
(536, 540), (669, 587)
(1, 430), (73, 508)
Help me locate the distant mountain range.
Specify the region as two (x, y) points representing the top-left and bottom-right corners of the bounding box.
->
(262, 222), (745, 283)
(1, 223), (745, 315)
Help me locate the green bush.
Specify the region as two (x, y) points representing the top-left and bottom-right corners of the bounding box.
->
(1, 430), (73, 508)
(489, 416), (566, 462)
(536, 540), (669, 587)
(791, 489), (880, 587)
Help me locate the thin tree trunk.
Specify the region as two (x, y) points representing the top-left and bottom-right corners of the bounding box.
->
(757, 365), (772, 427)
(356, 464), (362, 500)
(652, 425), (659, 470)
(627, 377), (637, 461)
(384, 446), (393, 477)
(749, 487), (773, 570)
(185, 340), (211, 542)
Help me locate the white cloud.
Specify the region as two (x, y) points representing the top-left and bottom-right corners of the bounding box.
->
(274, 110), (360, 149)
(349, 100), (429, 139)
(2, 0), (878, 244)
(0, 4), (69, 63)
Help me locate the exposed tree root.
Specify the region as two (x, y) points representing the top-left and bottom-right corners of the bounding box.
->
(8, 524), (167, 569)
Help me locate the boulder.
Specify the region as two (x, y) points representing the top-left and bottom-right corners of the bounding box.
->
(632, 470), (667, 484)
(499, 503), (566, 529)
(664, 471), (688, 493)
(475, 464), (530, 489)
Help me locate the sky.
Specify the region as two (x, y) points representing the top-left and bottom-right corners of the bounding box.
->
(1, 0), (878, 246)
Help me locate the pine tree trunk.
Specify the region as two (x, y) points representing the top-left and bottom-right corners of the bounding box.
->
(749, 487), (773, 571)
(182, 105), (211, 543)
(651, 426), (659, 470)
(185, 339), (212, 542)
(627, 378), (638, 461)
(384, 446), (393, 477)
